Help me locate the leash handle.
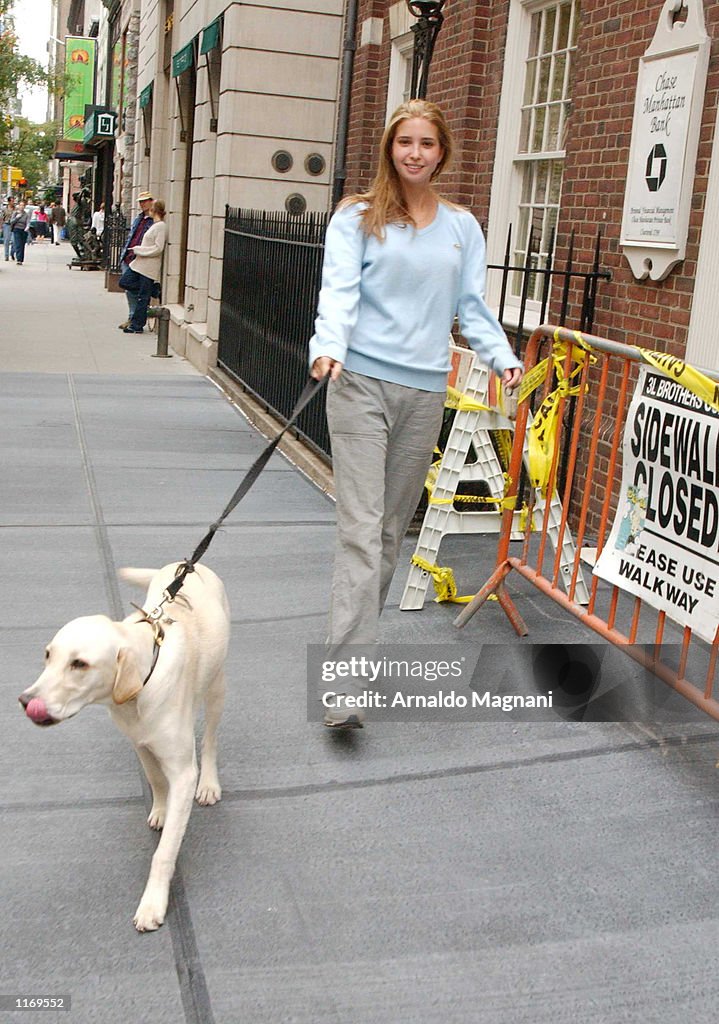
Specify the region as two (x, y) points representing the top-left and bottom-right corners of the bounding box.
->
(162, 376), (327, 603)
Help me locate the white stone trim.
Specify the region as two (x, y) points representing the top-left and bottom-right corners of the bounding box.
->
(388, 2), (412, 38)
(360, 17), (383, 48)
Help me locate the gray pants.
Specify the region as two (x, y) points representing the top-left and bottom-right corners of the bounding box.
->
(325, 370), (445, 648)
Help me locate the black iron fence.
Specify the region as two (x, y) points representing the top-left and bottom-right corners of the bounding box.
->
(218, 207), (330, 459)
(490, 222), (611, 359)
(104, 205), (128, 272)
(217, 208), (610, 460)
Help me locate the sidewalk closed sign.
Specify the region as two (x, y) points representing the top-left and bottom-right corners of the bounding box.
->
(594, 366), (719, 644)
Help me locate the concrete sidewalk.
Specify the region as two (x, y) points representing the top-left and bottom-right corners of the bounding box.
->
(2, 244), (719, 1024)
(0, 239), (197, 375)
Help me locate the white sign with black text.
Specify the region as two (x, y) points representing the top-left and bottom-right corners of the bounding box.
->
(621, 51), (696, 248)
(620, 0), (709, 281)
(593, 366), (719, 644)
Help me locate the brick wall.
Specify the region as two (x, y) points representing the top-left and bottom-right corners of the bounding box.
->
(558, 1), (719, 534)
(559, 1), (719, 354)
(344, 0), (719, 541)
(346, 1), (511, 221)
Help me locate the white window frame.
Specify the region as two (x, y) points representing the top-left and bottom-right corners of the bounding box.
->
(386, 31), (414, 120)
(486, 0), (578, 329)
(386, 3), (414, 122)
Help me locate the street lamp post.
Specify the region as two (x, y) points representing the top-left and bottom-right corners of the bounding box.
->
(405, 1), (447, 100)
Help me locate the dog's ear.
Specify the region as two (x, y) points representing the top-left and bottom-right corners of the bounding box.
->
(112, 647), (143, 704)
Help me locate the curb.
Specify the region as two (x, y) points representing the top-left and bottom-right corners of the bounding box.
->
(207, 368), (335, 500)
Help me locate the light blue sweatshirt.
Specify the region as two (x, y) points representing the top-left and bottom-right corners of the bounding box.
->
(309, 200), (521, 392)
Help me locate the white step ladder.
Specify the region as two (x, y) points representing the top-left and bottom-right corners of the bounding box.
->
(400, 347), (589, 610)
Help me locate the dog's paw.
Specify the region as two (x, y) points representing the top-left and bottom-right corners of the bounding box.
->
(133, 896), (167, 932)
(195, 778), (221, 806)
(147, 805), (166, 830)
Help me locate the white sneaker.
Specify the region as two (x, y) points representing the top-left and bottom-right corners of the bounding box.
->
(323, 693), (365, 729)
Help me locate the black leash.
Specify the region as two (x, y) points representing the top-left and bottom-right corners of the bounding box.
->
(160, 375), (326, 608)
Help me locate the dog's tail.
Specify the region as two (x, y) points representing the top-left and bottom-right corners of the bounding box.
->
(118, 567), (157, 589)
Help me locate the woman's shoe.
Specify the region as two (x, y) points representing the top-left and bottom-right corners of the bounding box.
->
(323, 694), (365, 729)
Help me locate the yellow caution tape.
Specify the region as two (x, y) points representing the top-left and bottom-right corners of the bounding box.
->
(526, 335), (594, 496)
(518, 502), (535, 533)
(492, 428), (513, 471)
(411, 555), (498, 603)
(518, 356), (551, 404)
(424, 458), (441, 498)
(410, 554), (477, 604)
(429, 492), (517, 510)
(637, 348), (719, 414)
(445, 386), (490, 414)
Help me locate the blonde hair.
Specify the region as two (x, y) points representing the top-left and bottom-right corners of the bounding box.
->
(341, 100), (454, 240)
(151, 199), (166, 219)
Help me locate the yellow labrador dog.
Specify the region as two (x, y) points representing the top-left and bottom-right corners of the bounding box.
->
(18, 563), (230, 932)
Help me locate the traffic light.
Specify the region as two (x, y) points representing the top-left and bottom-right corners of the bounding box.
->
(18, 178), (27, 186)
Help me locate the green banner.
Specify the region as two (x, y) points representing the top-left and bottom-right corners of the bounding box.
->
(172, 40), (195, 78)
(64, 37), (96, 141)
(200, 19), (221, 55)
(139, 82), (154, 109)
(111, 39), (122, 111)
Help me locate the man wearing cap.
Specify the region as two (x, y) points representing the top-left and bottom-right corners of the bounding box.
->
(119, 191), (154, 330)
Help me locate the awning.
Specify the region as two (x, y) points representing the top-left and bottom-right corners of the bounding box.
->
(139, 82), (154, 109)
(172, 40), (195, 78)
(200, 18), (221, 55)
(53, 139), (95, 162)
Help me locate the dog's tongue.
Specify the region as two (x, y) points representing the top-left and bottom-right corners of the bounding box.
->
(26, 698), (50, 723)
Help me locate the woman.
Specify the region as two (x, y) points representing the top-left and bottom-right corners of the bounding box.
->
(309, 100), (523, 728)
(9, 200), (29, 266)
(36, 204), (49, 241)
(2, 197), (15, 260)
(122, 200), (167, 334)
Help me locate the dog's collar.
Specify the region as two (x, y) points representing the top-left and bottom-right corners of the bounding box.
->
(131, 604), (168, 687)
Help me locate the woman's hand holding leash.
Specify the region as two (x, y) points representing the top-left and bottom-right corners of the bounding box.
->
(312, 357), (344, 382)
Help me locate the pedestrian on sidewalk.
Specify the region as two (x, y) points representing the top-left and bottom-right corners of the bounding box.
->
(9, 200), (30, 266)
(36, 204), (50, 241)
(309, 99), (524, 728)
(118, 191), (154, 331)
(91, 202), (105, 238)
(120, 200), (167, 334)
(49, 201), (66, 245)
(2, 197), (15, 261)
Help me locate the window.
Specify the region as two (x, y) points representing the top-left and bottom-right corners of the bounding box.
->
(385, 4), (416, 121)
(487, 0), (579, 321)
(386, 31), (414, 120)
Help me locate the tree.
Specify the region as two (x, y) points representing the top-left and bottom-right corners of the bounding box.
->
(4, 117), (57, 193)
(0, 0), (58, 164)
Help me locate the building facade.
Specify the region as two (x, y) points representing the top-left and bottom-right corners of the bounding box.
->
(49, 0), (103, 209)
(125, 0), (345, 368)
(345, 0), (719, 376)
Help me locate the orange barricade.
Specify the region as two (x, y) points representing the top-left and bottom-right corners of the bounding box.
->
(455, 325), (719, 720)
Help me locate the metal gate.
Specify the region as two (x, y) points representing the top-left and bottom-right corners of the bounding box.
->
(455, 325), (719, 719)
